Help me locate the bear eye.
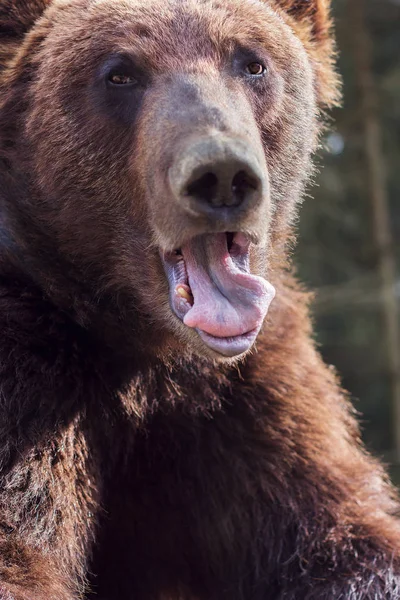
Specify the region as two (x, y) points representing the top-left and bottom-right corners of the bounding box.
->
(245, 62), (266, 76)
(108, 72), (138, 86)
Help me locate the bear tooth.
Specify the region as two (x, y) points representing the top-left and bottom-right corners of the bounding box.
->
(176, 285), (192, 302)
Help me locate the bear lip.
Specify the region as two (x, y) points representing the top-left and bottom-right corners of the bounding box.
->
(161, 232), (276, 357)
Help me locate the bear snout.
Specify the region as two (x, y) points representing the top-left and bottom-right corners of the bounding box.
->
(139, 74), (271, 251)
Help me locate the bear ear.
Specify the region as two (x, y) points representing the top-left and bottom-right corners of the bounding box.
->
(272, 0), (340, 108)
(0, 0), (50, 38)
(0, 0), (50, 68)
(272, 0), (331, 42)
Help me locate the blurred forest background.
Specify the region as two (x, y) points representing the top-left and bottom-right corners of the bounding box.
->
(296, 0), (400, 479)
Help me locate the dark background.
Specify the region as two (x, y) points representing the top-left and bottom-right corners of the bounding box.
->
(296, 0), (400, 479)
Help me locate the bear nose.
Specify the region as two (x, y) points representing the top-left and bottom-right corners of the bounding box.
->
(168, 136), (265, 216)
(185, 163), (259, 209)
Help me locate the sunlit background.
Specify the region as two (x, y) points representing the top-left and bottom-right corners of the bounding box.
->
(296, 0), (400, 480)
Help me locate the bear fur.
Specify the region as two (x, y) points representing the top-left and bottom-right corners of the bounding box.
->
(0, 0), (399, 599)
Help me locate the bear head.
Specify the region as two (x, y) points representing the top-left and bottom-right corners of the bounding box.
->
(0, 0), (340, 362)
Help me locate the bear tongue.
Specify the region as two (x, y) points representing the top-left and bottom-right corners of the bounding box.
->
(181, 233), (273, 338)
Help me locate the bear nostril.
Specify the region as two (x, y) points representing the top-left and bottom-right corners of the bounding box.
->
(231, 170), (258, 207)
(186, 172), (219, 205)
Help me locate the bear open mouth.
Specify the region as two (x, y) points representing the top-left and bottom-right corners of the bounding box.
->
(161, 232), (275, 357)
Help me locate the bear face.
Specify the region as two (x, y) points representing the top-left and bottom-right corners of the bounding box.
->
(0, 0), (333, 361)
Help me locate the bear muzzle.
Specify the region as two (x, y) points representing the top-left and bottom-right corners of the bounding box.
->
(139, 73), (274, 357)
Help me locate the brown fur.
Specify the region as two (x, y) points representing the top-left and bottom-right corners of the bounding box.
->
(0, 1), (399, 599)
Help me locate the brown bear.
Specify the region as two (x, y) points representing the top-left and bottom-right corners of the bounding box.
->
(0, 0), (399, 598)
